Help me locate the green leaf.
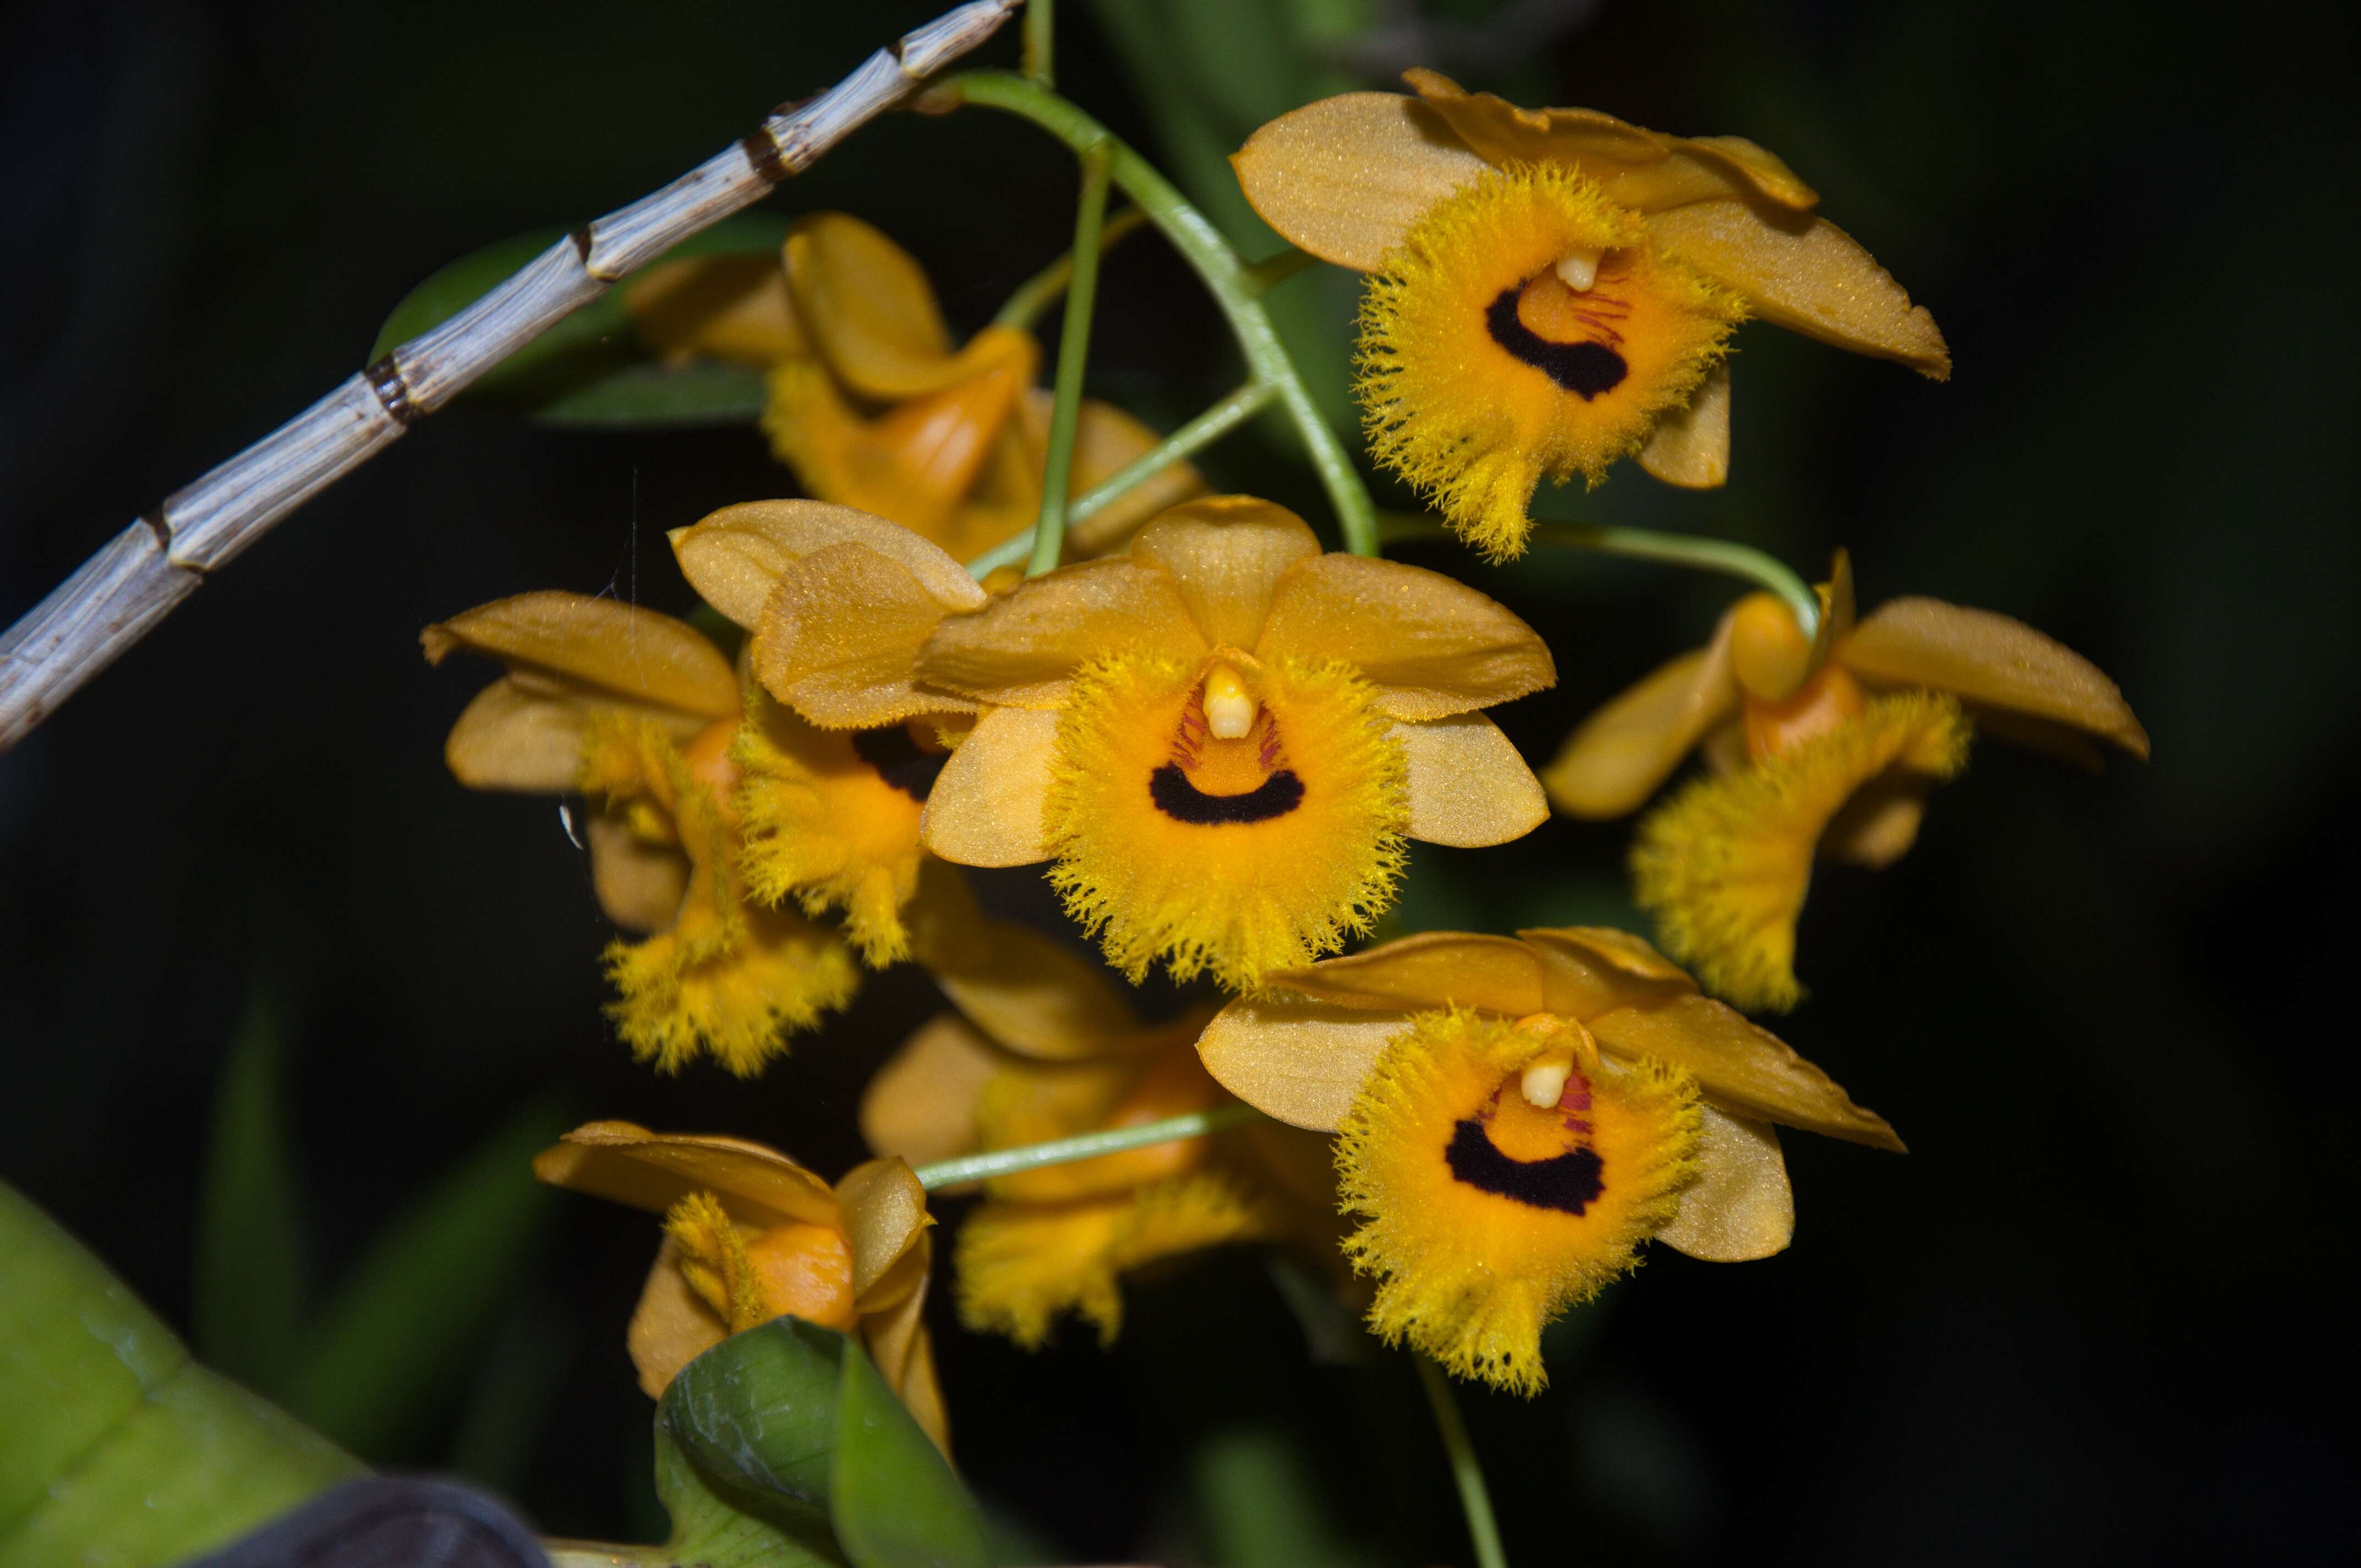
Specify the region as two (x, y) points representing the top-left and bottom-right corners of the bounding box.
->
(191, 982), (306, 1393)
(0, 1183), (361, 1568)
(661, 1319), (989, 1568)
(279, 1100), (568, 1457)
(646, 1417), (844, 1568)
(530, 359), (770, 428)
(829, 1330), (989, 1568)
(1189, 1424), (1378, 1568)
(365, 211), (791, 420)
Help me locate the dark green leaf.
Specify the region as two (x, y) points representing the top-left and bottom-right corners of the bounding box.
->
(660, 1319), (988, 1568)
(0, 1183), (361, 1567)
(648, 1417), (842, 1568)
(191, 982), (306, 1393)
(280, 1101), (567, 1457)
(530, 360), (769, 428)
(829, 1330), (989, 1568)
(365, 211), (791, 419)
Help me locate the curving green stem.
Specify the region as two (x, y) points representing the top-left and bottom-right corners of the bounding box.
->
(911, 1104), (1264, 1191)
(1415, 1355), (1511, 1568)
(1380, 512), (1821, 639)
(967, 379), (1276, 577)
(937, 71), (1380, 558)
(993, 206), (1149, 331)
(1022, 0), (1053, 87)
(1029, 144), (1112, 576)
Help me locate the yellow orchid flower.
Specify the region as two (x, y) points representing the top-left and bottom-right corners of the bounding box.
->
(905, 496), (1557, 990)
(423, 592), (856, 1075)
(532, 1121), (950, 1454)
(862, 965), (1340, 1351)
(629, 213), (1204, 562)
(1544, 555), (2149, 1011)
(667, 500), (1008, 968)
(1233, 71), (1949, 559)
(1197, 927), (1901, 1394)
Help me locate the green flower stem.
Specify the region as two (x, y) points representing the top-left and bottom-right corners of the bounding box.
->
(1022, 0), (1053, 88)
(938, 71), (1381, 558)
(992, 206), (1149, 331)
(1028, 143), (1113, 576)
(966, 379), (1277, 577)
(1415, 1354), (1511, 1568)
(910, 1103), (1265, 1191)
(1379, 511), (1821, 639)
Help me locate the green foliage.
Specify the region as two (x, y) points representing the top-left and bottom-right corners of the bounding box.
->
(660, 1319), (992, 1568)
(1082, 0), (1368, 438)
(1189, 1424), (1378, 1568)
(366, 211), (788, 424)
(277, 1100), (569, 1457)
(190, 986), (570, 1464)
(0, 1184), (360, 1568)
(192, 986), (306, 1392)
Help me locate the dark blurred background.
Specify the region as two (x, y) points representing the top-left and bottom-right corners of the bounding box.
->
(3, 0), (2354, 1562)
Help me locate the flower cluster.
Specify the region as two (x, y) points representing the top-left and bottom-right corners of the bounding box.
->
(422, 70), (2145, 1433)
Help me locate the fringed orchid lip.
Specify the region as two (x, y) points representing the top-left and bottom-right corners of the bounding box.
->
(863, 1013), (1306, 1353)
(1357, 163), (1746, 562)
(422, 591), (856, 1074)
(1542, 552), (2148, 1012)
(1194, 927), (1904, 1392)
(905, 497), (1554, 989)
(1338, 1010), (1702, 1394)
(1233, 76), (1951, 519)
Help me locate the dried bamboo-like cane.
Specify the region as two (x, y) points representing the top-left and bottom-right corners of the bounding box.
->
(0, 0), (1019, 754)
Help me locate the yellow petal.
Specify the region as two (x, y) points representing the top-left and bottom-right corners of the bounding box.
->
(1231, 91), (1490, 271)
(1836, 597), (2148, 758)
(919, 706), (1057, 867)
(935, 919), (1169, 1061)
(1129, 497), (1322, 651)
(1258, 554), (1555, 720)
(1817, 772), (1932, 868)
(586, 814), (690, 932)
(1404, 70), (1819, 213)
(764, 349), (1037, 547)
(753, 542), (979, 728)
(624, 253), (807, 367)
(1646, 201), (1950, 377)
(835, 1156), (931, 1312)
(626, 1238), (728, 1399)
(1397, 714), (1547, 847)
(1541, 613), (1739, 817)
(670, 499), (986, 631)
(1195, 995), (1411, 1133)
(422, 591), (739, 719)
(440, 678), (599, 792)
(532, 1120), (844, 1228)
(1586, 997), (1903, 1150)
(1517, 926), (1699, 1017)
(1635, 360), (1732, 488)
(860, 1014), (1003, 1167)
(1653, 1109), (1793, 1262)
(882, 1318), (951, 1456)
(1631, 690), (1970, 1012)
(917, 558), (1204, 707)
(784, 213), (1019, 399)
(1063, 396), (1210, 553)
(1264, 930), (1550, 1016)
